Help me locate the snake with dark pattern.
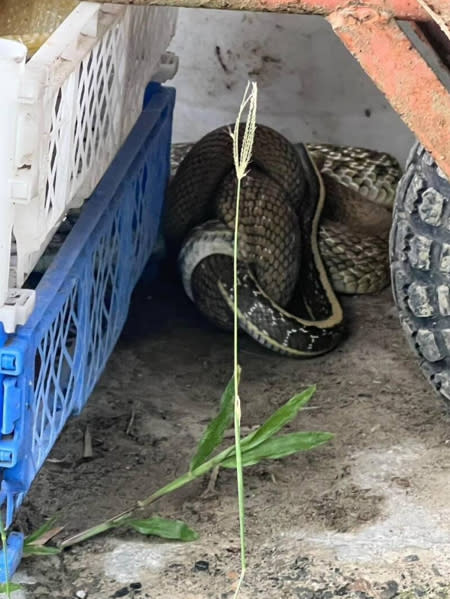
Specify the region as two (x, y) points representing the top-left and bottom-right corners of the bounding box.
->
(164, 123), (401, 356)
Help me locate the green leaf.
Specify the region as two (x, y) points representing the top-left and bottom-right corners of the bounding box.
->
(189, 368), (240, 471)
(0, 583), (21, 594)
(125, 517), (199, 541)
(241, 385), (316, 450)
(22, 545), (61, 556)
(24, 517), (58, 546)
(221, 431), (333, 468)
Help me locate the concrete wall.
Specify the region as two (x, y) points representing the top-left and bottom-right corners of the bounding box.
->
(168, 9), (415, 166)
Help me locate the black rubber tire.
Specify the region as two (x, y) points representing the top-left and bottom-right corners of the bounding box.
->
(390, 141), (450, 402)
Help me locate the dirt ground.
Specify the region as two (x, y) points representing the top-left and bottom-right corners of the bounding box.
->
(10, 265), (450, 599)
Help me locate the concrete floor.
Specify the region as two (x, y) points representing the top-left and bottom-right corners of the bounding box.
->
(9, 267), (450, 599)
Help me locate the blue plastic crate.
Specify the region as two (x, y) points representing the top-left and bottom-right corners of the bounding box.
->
(0, 82), (175, 577)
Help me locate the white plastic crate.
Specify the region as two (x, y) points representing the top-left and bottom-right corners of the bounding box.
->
(0, 2), (178, 332)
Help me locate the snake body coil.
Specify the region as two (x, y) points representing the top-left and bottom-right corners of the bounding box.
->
(164, 124), (401, 357)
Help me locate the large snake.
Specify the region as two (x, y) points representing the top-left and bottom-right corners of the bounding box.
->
(164, 124), (401, 357)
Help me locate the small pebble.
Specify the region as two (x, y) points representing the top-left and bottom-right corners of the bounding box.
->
(112, 588), (130, 598)
(194, 560), (210, 572)
(380, 580), (399, 599)
(404, 554), (420, 562)
(75, 592), (88, 599)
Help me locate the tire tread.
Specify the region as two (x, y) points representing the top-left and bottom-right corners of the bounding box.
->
(391, 142), (450, 402)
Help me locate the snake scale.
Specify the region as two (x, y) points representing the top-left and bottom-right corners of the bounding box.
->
(165, 124), (402, 357)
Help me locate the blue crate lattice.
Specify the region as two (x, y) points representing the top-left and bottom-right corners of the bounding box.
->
(0, 83), (174, 575)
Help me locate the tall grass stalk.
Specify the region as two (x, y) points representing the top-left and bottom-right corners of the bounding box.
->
(230, 80), (258, 597)
(0, 515), (11, 599)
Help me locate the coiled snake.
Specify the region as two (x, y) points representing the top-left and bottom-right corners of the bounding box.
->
(164, 124), (401, 357)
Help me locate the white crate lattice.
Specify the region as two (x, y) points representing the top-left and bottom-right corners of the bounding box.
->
(0, 2), (178, 332)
